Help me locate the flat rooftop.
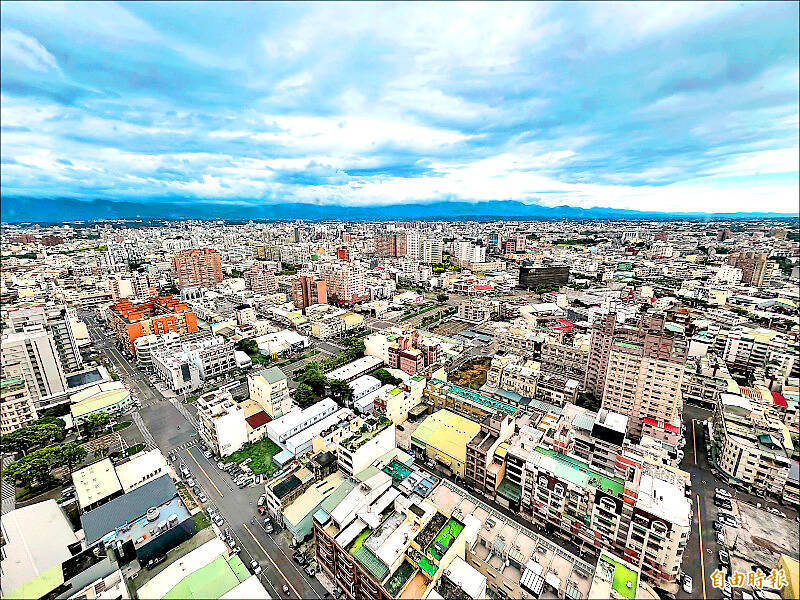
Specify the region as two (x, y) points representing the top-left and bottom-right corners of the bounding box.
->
(72, 458), (123, 509)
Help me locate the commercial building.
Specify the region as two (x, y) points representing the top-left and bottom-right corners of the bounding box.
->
(70, 381), (133, 426)
(80, 474), (195, 566)
(115, 448), (175, 493)
(327, 356), (384, 383)
(196, 389), (248, 457)
(152, 347), (202, 394)
(518, 264), (570, 290)
(711, 393), (793, 497)
(292, 274), (328, 309)
(72, 458), (124, 512)
(1, 500), (119, 600)
(456, 299), (493, 323)
(107, 296), (199, 355)
(171, 248), (223, 289)
(136, 537), (269, 600)
(182, 335), (237, 380)
(412, 409), (482, 477)
(248, 366), (291, 419)
(586, 313), (687, 438)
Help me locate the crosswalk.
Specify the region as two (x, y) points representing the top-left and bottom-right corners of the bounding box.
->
(2, 455), (16, 515)
(171, 441), (197, 452)
(169, 397), (199, 430)
(131, 411), (157, 450)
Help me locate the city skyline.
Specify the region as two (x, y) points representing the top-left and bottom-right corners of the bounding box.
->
(1, 1), (798, 216)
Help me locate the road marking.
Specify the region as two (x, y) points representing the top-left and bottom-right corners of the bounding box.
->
(692, 419), (697, 466)
(696, 494), (707, 600)
(186, 447), (223, 497)
(242, 522), (302, 599)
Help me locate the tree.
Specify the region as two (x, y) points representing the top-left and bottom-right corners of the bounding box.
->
(85, 413), (111, 438)
(576, 392), (600, 412)
(59, 442), (88, 474)
(436, 293), (449, 303)
(298, 362), (327, 396)
(346, 338), (366, 360)
(328, 379), (353, 407)
(373, 368), (402, 387)
(293, 384), (316, 408)
(0, 422), (63, 457)
(3, 446), (63, 489)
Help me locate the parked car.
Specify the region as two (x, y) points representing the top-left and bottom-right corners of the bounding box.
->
(258, 494), (266, 506)
(204, 450), (213, 459)
(719, 549), (730, 565)
(146, 555), (168, 570)
(250, 560), (262, 575)
(293, 552), (306, 565)
(198, 493), (208, 503)
(768, 507), (783, 517)
(716, 531), (725, 546)
(306, 566), (316, 577)
(217, 461), (226, 469)
(712, 521), (723, 532)
(264, 520), (274, 534)
(186, 478), (195, 487)
(682, 574), (692, 594)
(213, 515), (224, 527)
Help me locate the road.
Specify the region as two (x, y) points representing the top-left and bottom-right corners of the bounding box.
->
(80, 310), (327, 599)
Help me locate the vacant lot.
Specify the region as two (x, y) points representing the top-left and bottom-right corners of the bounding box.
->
(223, 438), (282, 476)
(449, 357), (492, 389)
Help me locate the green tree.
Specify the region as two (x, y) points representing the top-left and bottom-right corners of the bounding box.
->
(0, 422), (63, 456)
(328, 379), (353, 407)
(293, 383), (316, 408)
(436, 293), (449, 303)
(576, 392), (600, 412)
(298, 362), (327, 396)
(85, 413), (111, 438)
(373, 368), (402, 387)
(59, 442), (88, 474)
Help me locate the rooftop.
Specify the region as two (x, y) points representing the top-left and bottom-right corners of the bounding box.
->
(534, 447), (625, 497)
(72, 458), (123, 508)
(254, 365), (287, 385)
(411, 409), (481, 464)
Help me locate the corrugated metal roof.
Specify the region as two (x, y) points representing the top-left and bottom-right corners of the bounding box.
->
(80, 474), (177, 545)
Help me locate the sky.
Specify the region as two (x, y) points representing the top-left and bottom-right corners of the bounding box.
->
(1, 1), (798, 214)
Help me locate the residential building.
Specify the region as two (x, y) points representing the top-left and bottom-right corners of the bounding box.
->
(266, 398), (339, 446)
(107, 296), (199, 355)
(726, 251), (767, 286)
(319, 260), (368, 305)
(722, 325), (795, 374)
(152, 347), (202, 394)
(336, 414), (396, 477)
(711, 393), (793, 497)
(196, 389), (248, 457)
(0, 368), (37, 435)
(183, 335), (237, 380)
(464, 413), (516, 501)
(375, 232), (407, 257)
(244, 265), (277, 294)
(0, 328), (67, 406)
(115, 448), (175, 493)
(453, 241), (486, 264)
(248, 366), (291, 419)
(171, 248), (223, 289)
(586, 313), (687, 438)
(457, 299), (493, 323)
(292, 274), (328, 309)
(134, 331), (181, 372)
(4, 304), (83, 372)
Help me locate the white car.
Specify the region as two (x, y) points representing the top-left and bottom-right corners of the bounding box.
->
(768, 507), (783, 517)
(198, 494), (207, 503)
(682, 574), (693, 594)
(250, 560), (262, 575)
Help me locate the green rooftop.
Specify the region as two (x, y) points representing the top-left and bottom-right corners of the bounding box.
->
(163, 554), (249, 600)
(431, 379), (517, 414)
(535, 447), (624, 497)
(353, 546), (389, 581)
(427, 517), (464, 560)
(256, 366), (287, 384)
(1, 376), (26, 394)
(601, 554), (638, 600)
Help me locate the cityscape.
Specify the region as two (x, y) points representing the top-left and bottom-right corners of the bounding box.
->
(1, 4), (799, 600)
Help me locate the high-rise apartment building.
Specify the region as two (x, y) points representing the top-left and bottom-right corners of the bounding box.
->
(375, 232), (407, 257)
(318, 261), (367, 305)
(292, 275), (328, 309)
(1, 365), (37, 434)
(107, 296), (199, 355)
(171, 248), (223, 289)
(725, 251), (767, 287)
(5, 305), (83, 373)
(244, 265), (277, 294)
(1, 328), (67, 406)
(586, 313), (687, 438)
(453, 241), (486, 264)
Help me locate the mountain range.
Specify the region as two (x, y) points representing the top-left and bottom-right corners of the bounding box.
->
(1, 196), (796, 224)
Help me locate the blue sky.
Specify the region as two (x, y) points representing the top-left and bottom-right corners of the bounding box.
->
(1, 1), (797, 213)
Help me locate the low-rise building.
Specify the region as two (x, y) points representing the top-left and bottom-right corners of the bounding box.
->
(336, 414), (396, 477)
(196, 389), (248, 457)
(411, 409), (482, 477)
(115, 448), (176, 493)
(70, 381), (133, 426)
(248, 366), (291, 419)
(72, 458), (124, 512)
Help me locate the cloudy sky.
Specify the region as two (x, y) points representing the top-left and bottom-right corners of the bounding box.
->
(1, 1), (798, 213)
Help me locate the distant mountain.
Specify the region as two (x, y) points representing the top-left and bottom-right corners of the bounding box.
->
(1, 196), (796, 224)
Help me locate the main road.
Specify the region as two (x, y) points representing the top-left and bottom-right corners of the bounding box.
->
(80, 310), (327, 599)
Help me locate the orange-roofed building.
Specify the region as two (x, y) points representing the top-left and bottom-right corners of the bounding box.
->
(107, 296), (199, 355)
